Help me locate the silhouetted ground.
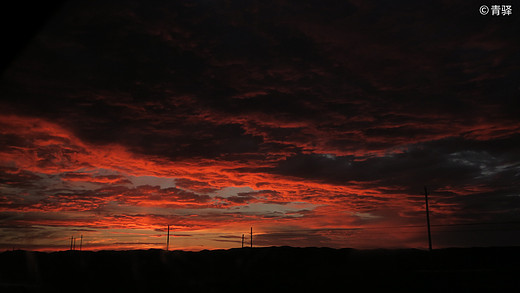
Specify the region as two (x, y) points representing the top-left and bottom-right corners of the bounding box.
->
(1, 247), (519, 292)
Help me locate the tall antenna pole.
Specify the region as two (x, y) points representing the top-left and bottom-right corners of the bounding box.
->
(166, 225), (170, 251)
(242, 234), (244, 248)
(424, 186), (433, 252)
(79, 235), (83, 251)
(250, 227), (253, 248)
(70, 236), (73, 251)
(73, 236), (76, 251)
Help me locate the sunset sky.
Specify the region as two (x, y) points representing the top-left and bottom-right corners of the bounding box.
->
(1, 0), (519, 251)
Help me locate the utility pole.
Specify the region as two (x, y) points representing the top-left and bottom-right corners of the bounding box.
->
(166, 225), (170, 251)
(70, 236), (73, 251)
(79, 235), (83, 251)
(73, 237), (76, 251)
(424, 186), (433, 252)
(241, 234), (244, 248)
(250, 227), (253, 248)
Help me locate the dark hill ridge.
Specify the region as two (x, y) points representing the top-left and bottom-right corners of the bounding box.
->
(1, 246), (519, 292)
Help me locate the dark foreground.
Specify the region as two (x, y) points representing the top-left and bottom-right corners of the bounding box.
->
(1, 247), (519, 292)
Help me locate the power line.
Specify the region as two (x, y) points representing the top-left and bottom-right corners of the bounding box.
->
(239, 221), (520, 235)
(424, 186), (432, 251)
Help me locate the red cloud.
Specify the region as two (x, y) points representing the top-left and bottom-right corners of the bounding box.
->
(61, 172), (132, 185)
(1, 114), (518, 251)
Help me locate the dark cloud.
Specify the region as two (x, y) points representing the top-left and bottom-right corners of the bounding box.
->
(0, 167), (41, 188)
(174, 178), (219, 193)
(214, 189), (286, 206)
(272, 134), (520, 190)
(1, 183), (214, 214)
(2, 0), (518, 162)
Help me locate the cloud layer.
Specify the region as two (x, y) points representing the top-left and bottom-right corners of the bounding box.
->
(1, 0), (519, 250)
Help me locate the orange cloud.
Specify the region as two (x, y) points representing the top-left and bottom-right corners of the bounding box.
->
(1, 114), (518, 251)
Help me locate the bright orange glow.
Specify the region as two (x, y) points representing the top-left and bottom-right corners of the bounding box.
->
(1, 113), (519, 251)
